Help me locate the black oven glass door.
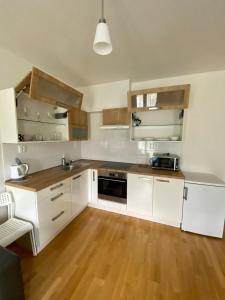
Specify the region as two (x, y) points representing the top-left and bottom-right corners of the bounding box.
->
(98, 176), (127, 204)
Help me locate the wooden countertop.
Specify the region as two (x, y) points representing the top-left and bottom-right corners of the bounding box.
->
(5, 159), (184, 192)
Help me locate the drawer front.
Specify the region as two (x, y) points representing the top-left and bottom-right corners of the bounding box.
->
(38, 185), (71, 212)
(38, 203), (71, 247)
(37, 178), (71, 200)
(38, 188), (72, 246)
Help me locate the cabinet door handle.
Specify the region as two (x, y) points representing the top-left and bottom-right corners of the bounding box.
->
(51, 192), (63, 202)
(72, 175), (81, 180)
(52, 210), (65, 222)
(50, 183), (63, 191)
(139, 177), (153, 182)
(156, 179), (170, 183)
(93, 171), (95, 182)
(184, 187), (188, 200)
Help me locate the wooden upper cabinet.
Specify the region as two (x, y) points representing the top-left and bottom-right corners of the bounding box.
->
(69, 108), (88, 141)
(69, 108), (87, 127)
(128, 84), (190, 112)
(16, 67), (83, 109)
(103, 108), (131, 125)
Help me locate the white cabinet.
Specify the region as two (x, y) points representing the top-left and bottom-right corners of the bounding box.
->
(71, 170), (89, 217)
(88, 169), (98, 205)
(6, 171), (91, 253)
(127, 173), (153, 218)
(153, 177), (184, 226)
(37, 182), (72, 247)
(0, 88), (18, 143)
(6, 178), (72, 253)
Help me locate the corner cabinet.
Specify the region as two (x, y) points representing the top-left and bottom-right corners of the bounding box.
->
(0, 88), (69, 143)
(128, 84), (190, 112)
(0, 67), (88, 143)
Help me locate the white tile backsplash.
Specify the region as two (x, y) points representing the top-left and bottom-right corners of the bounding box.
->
(81, 136), (182, 165)
(1, 129), (182, 182)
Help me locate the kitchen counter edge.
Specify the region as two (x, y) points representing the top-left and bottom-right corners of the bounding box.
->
(5, 160), (185, 192)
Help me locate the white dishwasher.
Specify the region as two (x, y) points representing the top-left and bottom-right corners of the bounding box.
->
(182, 172), (225, 238)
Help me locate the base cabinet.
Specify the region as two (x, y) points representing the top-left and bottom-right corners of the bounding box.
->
(6, 168), (184, 253)
(6, 174), (90, 254)
(71, 170), (89, 217)
(153, 177), (184, 226)
(88, 169), (98, 205)
(127, 174), (153, 218)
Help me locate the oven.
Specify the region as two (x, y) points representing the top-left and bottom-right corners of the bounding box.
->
(98, 170), (127, 204)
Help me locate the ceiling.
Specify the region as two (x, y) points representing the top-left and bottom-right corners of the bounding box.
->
(0, 0), (225, 87)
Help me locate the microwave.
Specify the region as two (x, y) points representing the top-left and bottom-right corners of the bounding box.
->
(149, 153), (180, 171)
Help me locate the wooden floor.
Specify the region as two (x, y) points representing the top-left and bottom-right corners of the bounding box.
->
(10, 208), (225, 300)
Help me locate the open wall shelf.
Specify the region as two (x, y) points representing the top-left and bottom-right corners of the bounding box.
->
(130, 110), (184, 142)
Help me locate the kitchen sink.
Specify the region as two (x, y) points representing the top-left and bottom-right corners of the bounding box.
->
(61, 160), (93, 171)
(71, 160), (93, 168)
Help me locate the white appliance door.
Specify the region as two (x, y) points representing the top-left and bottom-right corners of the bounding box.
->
(182, 183), (225, 238)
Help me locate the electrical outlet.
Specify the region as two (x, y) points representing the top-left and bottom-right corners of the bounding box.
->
(18, 145), (23, 153)
(22, 145), (27, 153)
(17, 145), (27, 153)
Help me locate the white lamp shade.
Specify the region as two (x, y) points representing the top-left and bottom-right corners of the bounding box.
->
(93, 22), (112, 55)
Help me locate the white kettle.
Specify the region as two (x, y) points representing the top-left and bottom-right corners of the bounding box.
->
(10, 158), (29, 180)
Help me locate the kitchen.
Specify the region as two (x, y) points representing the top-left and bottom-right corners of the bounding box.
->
(0, 1), (225, 300)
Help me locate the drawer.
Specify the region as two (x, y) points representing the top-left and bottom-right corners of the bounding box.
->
(38, 191), (72, 246)
(39, 206), (71, 247)
(37, 178), (71, 200)
(38, 185), (71, 212)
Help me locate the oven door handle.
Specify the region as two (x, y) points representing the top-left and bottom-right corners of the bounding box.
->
(98, 177), (127, 183)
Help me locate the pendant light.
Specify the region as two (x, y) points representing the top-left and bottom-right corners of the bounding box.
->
(93, 0), (112, 55)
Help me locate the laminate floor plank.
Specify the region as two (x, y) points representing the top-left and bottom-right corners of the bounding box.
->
(9, 207), (225, 300)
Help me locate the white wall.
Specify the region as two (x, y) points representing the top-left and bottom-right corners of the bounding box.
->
(0, 47), (81, 186)
(81, 111), (182, 164)
(0, 47), (32, 194)
(0, 142), (4, 192)
(2, 142), (81, 180)
(79, 80), (130, 112)
(0, 47), (32, 90)
(80, 70), (225, 181)
(132, 70), (225, 180)
(1, 45), (225, 182)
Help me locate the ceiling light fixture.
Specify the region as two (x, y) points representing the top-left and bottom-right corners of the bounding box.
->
(93, 0), (112, 55)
